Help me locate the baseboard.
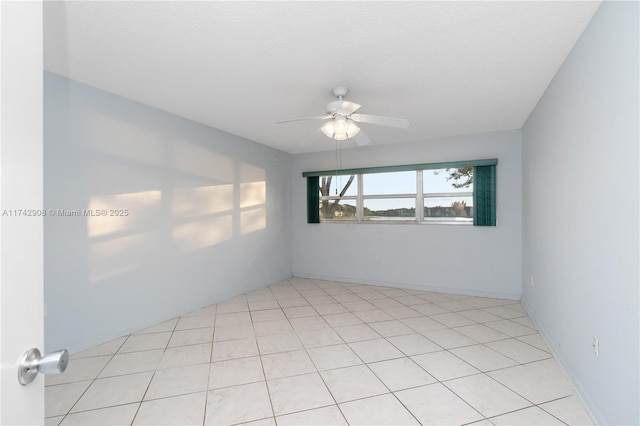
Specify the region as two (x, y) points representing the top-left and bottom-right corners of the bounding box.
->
(521, 299), (603, 425)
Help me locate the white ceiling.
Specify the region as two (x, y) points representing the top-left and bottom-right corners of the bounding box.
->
(44, 1), (601, 154)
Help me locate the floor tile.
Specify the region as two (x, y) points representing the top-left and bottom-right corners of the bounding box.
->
(307, 344), (362, 371)
(395, 383), (483, 425)
(393, 295), (428, 306)
(454, 324), (510, 343)
(486, 338), (552, 363)
(119, 332), (171, 353)
(261, 350), (316, 380)
(283, 306), (318, 318)
(411, 351), (479, 381)
(215, 311), (252, 326)
(369, 298), (404, 309)
(296, 328), (344, 348)
(213, 324), (255, 342)
(71, 371), (153, 412)
(253, 319), (293, 336)
(353, 309), (394, 323)
(458, 309), (503, 323)
(174, 315), (215, 330)
(182, 305), (216, 317)
(382, 306), (422, 319)
(367, 320), (414, 337)
(511, 315), (537, 329)
(276, 405), (347, 425)
(205, 382), (273, 425)
(313, 303), (348, 315)
(132, 319), (178, 335)
(168, 327), (213, 347)
(320, 365), (388, 403)
(45, 416), (64, 426)
(99, 350), (163, 378)
(450, 345), (518, 372)
(267, 373), (334, 416)
(211, 337), (259, 361)
(250, 308), (286, 322)
(236, 418), (276, 426)
(46, 355), (111, 385)
(277, 297), (310, 308)
(430, 312), (476, 328)
(401, 317), (447, 333)
(485, 319), (537, 337)
(539, 395), (595, 425)
(341, 300), (377, 312)
(256, 332), (302, 355)
(348, 338), (404, 363)
(71, 337), (126, 359)
(217, 301), (249, 314)
(464, 297), (512, 309)
(133, 392), (206, 425)
(144, 363), (209, 400)
(411, 303), (449, 316)
(444, 373), (531, 417)
(158, 343), (212, 369)
(488, 358), (574, 404)
(289, 316), (329, 332)
(387, 333), (442, 356)
(368, 357), (436, 391)
(333, 324), (380, 343)
(435, 300), (475, 312)
(322, 312), (363, 327)
(45, 381), (92, 417)
(339, 393), (419, 425)
(249, 300), (280, 311)
(209, 356), (264, 389)
(517, 333), (552, 353)
(490, 406), (564, 425)
(483, 306), (525, 319)
(305, 295), (336, 306)
(422, 328), (477, 349)
(61, 404), (139, 425)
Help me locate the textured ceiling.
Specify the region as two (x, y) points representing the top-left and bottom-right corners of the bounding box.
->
(44, 1), (601, 154)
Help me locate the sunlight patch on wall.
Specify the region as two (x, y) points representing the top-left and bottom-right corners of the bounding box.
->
(241, 207), (266, 236)
(89, 233), (158, 282)
(240, 181), (266, 208)
(88, 190), (161, 238)
(172, 215), (232, 253)
(89, 112), (165, 166)
(174, 140), (232, 181)
(172, 184), (233, 218)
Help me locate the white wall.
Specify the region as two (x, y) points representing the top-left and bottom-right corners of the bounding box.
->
(521, 2), (639, 424)
(44, 72), (292, 353)
(292, 130), (522, 299)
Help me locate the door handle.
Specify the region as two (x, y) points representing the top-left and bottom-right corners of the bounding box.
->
(17, 348), (69, 385)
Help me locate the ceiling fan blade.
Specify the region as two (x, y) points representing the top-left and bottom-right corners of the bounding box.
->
(277, 115), (332, 124)
(350, 114), (409, 129)
(327, 100), (361, 116)
(352, 130), (370, 146)
(299, 128), (326, 146)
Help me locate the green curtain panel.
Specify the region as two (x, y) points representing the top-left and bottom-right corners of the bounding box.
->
(473, 165), (496, 226)
(307, 176), (320, 223)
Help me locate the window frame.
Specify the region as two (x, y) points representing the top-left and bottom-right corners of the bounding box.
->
(304, 159), (497, 226)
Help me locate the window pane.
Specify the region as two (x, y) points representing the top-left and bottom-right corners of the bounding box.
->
(319, 199), (357, 220)
(424, 196), (473, 219)
(363, 198), (416, 221)
(319, 175), (357, 197)
(424, 168), (473, 194)
(363, 171), (416, 195)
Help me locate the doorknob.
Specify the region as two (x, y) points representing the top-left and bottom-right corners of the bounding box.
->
(17, 348), (69, 385)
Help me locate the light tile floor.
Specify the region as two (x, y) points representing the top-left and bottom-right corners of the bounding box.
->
(45, 278), (595, 426)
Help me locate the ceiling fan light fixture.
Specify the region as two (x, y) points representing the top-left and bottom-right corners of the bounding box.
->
(321, 117), (360, 141)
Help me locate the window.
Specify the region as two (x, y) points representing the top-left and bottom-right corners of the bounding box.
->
(423, 167), (473, 223)
(304, 159), (497, 226)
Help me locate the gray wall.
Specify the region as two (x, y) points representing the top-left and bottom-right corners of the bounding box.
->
(291, 130), (522, 299)
(521, 2), (639, 424)
(44, 72), (292, 353)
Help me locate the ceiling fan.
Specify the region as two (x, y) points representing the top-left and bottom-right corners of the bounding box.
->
(277, 86), (409, 146)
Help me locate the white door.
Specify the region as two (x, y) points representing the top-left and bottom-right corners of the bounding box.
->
(0, 1), (45, 424)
